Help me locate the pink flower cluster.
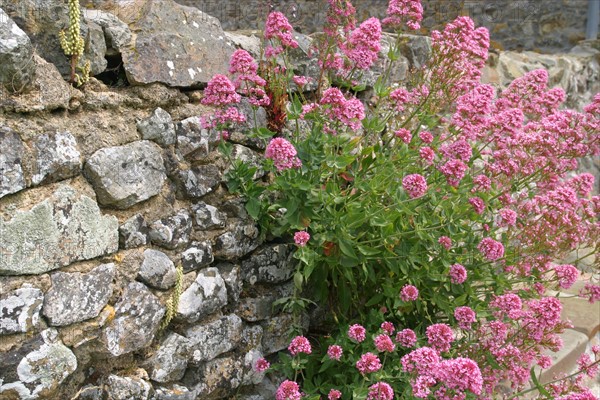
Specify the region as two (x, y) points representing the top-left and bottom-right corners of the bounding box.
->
(449, 263), (467, 284)
(320, 88), (365, 131)
(265, 138), (302, 171)
(374, 334), (395, 352)
(294, 231), (310, 247)
(341, 17), (382, 70)
(395, 328), (417, 348)
(454, 306), (476, 330)
(367, 382), (394, 400)
(228, 49), (269, 107)
(438, 236), (452, 250)
(553, 264), (579, 289)
(400, 284), (419, 301)
(276, 380), (302, 400)
(328, 389), (342, 400)
(265, 11), (298, 48)
(348, 324), (366, 342)
(202, 74), (241, 106)
(580, 283), (600, 304)
(468, 197), (485, 214)
(402, 174), (428, 198)
(254, 358), (270, 372)
(383, 0), (423, 30)
(426, 323), (454, 353)
(478, 237), (504, 261)
(327, 344), (343, 360)
(356, 352), (382, 375)
(288, 335), (312, 356)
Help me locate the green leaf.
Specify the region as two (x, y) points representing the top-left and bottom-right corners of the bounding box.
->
(352, 387), (368, 400)
(245, 198), (261, 220)
(293, 271), (304, 290)
(338, 239), (358, 261)
(365, 292), (384, 307)
(530, 367), (552, 397)
(357, 244), (380, 256)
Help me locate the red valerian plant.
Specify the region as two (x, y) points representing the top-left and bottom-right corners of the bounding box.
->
(203, 0), (600, 398)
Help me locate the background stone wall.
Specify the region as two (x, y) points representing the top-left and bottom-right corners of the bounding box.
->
(173, 0), (597, 52)
(0, 1), (599, 399)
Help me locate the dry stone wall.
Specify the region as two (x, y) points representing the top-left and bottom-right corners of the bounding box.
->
(0, 1), (599, 399)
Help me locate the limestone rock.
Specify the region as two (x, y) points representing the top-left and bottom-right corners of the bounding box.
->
(236, 293), (277, 322)
(137, 108), (176, 146)
(0, 125), (26, 199)
(177, 267), (227, 323)
(148, 210), (192, 250)
(0, 185), (119, 275)
(0, 8), (35, 91)
(0, 286), (43, 335)
(119, 214), (150, 249)
(138, 249), (177, 290)
(214, 223), (260, 260)
(84, 140), (167, 209)
(181, 241), (214, 272)
(105, 374), (152, 400)
(151, 384), (197, 400)
(175, 116), (220, 161)
(241, 244), (295, 285)
(229, 144), (265, 180)
(184, 314), (243, 364)
(219, 263), (242, 305)
(175, 164), (222, 199)
(184, 355), (244, 399)
(83, 9), (132, 55)
(120, 0), (235, 86)
(42, 263), (115, 326)
(261, 313), (309, 355)
(243, 348), (267, 385)
(191, 202), (226, 230)
(2, 55), (77, 113)
(147, 332), (190, 383)
(31, 130), (82, 186)
(0, 328), (77, 399)
(102, 282), (165, 356)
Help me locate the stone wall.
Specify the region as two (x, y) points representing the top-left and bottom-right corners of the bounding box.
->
(0, 1), (599, 399)
(173, 0), (597, 52)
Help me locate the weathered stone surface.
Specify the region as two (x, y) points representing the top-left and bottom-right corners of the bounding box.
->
(139, 249), (177, 290)
(105, 374), (152, 400)
(242, 244), (295, 285)
(0, 286), (43, 335)
(236, 293), (277, 322)
(151, 384), (197, 400)
(240, 324), (264, 353)
(191, 201), (226, 230)
(261, 313), (309, 355)
(119, 214), (150, 249)
(219, 263), (242, 305)
(84, 140), (167, 209)
(2, 0), (106, 78)
(2, 55), (77, 113)
(42, 263), (115, 326)
(137, 108), (176, 146)
(148, 210), (192, 250)
(83, 9), (132, 55)
(0, 185), (119, 275)
(31, 130), (82, 186)
(181, 241), (214, 272)
(539, 329), (589, 384)
(184, 314), (243, 364)
(398, 34), (432, 69)
(184, 355), (244, 399)
(0, 329), (77, 399)
(120, 0), (235, 86)
(175, 116), (220, 161)
(177, 267), (227, 323)
(102, 282), (165, 356)
(560, 296), (600, 338)
(243, 348), (267, 385)
(229, 144), (265, 179)
(175, 164), (222, 199)
(214, 223), (260, 260)
(147, 332), (190, 383)
(0, 125), (26, 199)
(0, 8), (34, 91)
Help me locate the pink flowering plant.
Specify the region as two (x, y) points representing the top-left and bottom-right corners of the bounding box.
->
(202, 0), (600, 398)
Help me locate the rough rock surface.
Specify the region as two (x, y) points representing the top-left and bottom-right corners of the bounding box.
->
(0, 185), (119, 275)
(192, 202), (226, 230)
(184, 355), (244, 399)
(185, 314), (243, 363)
(175, 164), (222, 199)
(181, 241), (214, 272)
(148, 210), (192, 250)
(152, 384), (197, 400)
(137, 107), (176, 146)
(138, 249), (177, 290)
(0, 8), (35, 91)
(0, 125), (26, 198)
(175, 116), (221, 161)
(42, 263), (115, 326)
(0, 329), (77, 399)
(261, 313), (309, 355)
(120, 0), (235, 86)
(102, 282), (165, 356)
(84, 140), (167, 209)
(177, 267), (227, 323)
(214, 223), (260, 260)
(219, 263), (242, 305)
(104, 374), (152, 400)
(82, 9), (132, 55)
(0, 286), (43, 335)
(147, 332), (190, 383)
(119, 214), (150, 249)
(242, 244), (295, 285)
(31, 130), (82, 186)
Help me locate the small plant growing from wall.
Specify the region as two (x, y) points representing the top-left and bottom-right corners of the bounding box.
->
(59, 0), (90, 86)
